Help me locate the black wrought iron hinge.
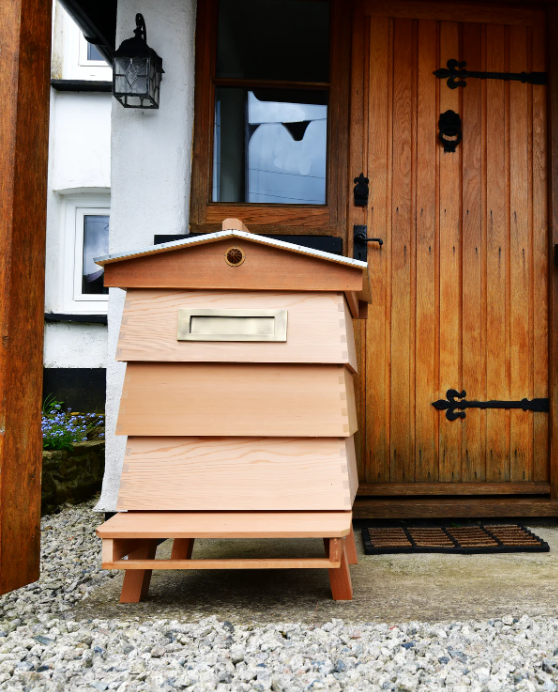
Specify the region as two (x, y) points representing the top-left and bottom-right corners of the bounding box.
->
(433, 389), (549, 421)
(434, 59), (547, 89)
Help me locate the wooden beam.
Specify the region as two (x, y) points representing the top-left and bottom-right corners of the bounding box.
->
(362, 0), (537, 25)
(358, 482), (551, 496)
(119, 540), (158, 603)
(548, 4), (558, 502)
(97, 511), (353, 539)
(0, 0), (51, 595)
(328, 546), (353, 601)
(103, 557), (342, 570)
(353, 496), (558, 518)
(222, 218), (251, 233)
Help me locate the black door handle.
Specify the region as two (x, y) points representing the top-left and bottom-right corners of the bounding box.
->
(355, 233), (383, 246)
(353, 225), (383, 261)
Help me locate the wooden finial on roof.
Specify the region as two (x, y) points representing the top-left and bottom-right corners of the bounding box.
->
(222, 218), (251, 233)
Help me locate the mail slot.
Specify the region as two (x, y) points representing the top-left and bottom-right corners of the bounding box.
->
(177, 308), (287, 342)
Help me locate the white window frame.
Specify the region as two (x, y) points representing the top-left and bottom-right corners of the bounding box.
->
(78, 34), (111, 74)
(59, 194), (110, 314)
(59, 5), (112, 81)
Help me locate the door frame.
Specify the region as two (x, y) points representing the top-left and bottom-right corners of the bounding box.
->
(347, 0), (558, 517)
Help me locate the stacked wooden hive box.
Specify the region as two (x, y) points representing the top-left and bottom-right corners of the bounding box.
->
(96, 220), (370, 602)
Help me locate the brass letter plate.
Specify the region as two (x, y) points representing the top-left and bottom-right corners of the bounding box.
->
(177, 309), (288, 342)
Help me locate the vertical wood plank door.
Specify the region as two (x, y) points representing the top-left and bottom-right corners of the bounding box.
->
(351, 1), (550, 494)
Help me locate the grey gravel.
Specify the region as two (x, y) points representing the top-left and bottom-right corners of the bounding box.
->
(0, 500), (558, 691)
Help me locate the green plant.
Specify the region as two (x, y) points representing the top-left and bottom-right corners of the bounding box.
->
(42, 393), (65, 416)
(42, 396), (105, 451)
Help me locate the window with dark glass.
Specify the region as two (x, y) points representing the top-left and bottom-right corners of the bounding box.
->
(212, 0), (330, 205)
(82, 215), (109, 295)
(87, 43), (106, 62)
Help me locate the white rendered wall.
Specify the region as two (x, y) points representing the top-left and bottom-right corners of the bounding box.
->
(44, 90), (112, 366)
(44, 1), (113, 370)
(43, 322), (108, 369)
(96, 0), (197, 511)
(48, 92), (111, 194)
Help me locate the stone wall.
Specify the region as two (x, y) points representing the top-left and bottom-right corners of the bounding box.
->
(42, 440), (105, 515)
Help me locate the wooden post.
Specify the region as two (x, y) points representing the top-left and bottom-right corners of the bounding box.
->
(345, 525), (359, 565)
(170, 538), (194, 560)
(0, 0), (51, 593)
(549, 4), (558, 502)
(328, 540), (353, 601)
(119, 540), (159, 603)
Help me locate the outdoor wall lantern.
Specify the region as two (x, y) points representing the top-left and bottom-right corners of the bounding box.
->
(113, 14), (164, 109)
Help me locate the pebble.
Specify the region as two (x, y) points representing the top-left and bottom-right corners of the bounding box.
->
(0, 500), (557, 690)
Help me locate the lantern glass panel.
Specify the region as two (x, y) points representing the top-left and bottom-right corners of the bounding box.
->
(114, 56), (161, 108)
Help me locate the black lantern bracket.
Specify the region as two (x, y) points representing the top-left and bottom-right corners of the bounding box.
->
(434, 59), (546, 89)
(113, 13), (165, 109)
(438, 110), (462, 153)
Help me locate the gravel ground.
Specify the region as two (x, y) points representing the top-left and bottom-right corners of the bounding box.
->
(1, 501), (558, 691)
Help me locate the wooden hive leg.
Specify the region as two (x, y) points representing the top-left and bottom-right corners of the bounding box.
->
(328, 538), (353, 601)
(171, 538), (194, 560)
(345, 524), (358, 565)
(120, 539), (159, 604)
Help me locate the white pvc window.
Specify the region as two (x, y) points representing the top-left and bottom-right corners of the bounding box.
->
(59, 196), (110, 314)
(78, 34), (110, 73)
(57, 3), (112, 81)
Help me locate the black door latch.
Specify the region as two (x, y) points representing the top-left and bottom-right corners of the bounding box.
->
(353, 225), (383, 261)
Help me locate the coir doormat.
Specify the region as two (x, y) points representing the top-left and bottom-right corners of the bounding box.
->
(362, 524), (549, 555)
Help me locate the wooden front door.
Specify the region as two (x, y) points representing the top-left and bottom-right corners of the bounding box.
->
(350, 1), (550, 497)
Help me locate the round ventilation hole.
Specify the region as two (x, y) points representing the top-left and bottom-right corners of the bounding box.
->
(225, 247), (245, 267)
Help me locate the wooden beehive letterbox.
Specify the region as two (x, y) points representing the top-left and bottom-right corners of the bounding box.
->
(96, 224), (370, 513)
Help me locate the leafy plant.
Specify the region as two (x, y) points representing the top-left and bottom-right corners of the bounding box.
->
(42, 397), (105, 451)
(42, 393), (65, 416)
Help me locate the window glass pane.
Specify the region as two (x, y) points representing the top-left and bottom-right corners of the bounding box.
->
(216, 0), (329, 82)
(87, 43), (106, 62)
(82, 215), (109, 295)
(213, 88), (327, 205)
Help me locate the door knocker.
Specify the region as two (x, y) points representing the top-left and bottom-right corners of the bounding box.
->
(438, 110), (462, 153)
(353, 173), (369, 207)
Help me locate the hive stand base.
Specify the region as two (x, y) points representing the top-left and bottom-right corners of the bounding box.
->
(97, 512), (356, 603)
(345, 524), (359, 565)
(119, 539), (158, 603)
